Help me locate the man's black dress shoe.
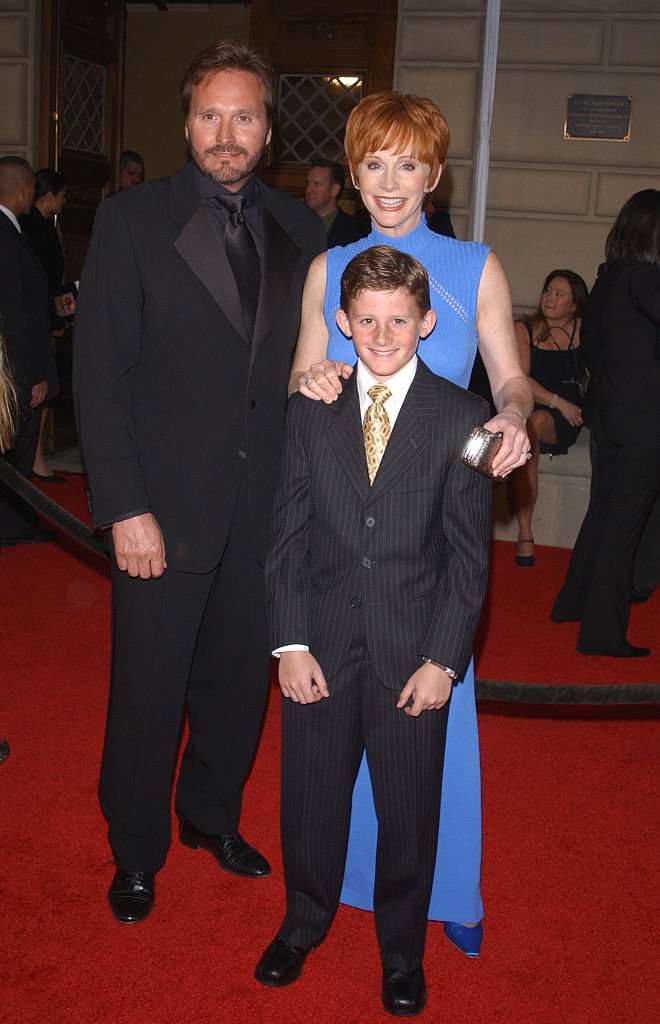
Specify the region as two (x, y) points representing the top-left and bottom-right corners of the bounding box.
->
(0, 529), (56, 547)
(577, 640), (650, 658)
(381, 966), (427, 1017)
(179, 820), (270, 877)
(108, 869), (155, 924)
(631, 586), (655, 604)
(254, 936), (317, 987)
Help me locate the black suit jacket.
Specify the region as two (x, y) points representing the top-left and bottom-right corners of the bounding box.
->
(327, 207), (369, 248)
(73, 162), (326, 571)
(0, 211), (51, 393)
(581, 260), (660, 445)
(266, 361), (491, 688)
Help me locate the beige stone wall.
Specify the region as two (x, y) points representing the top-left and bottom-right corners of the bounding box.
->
(395, 0), (660, 311)
(0, 0), (40, 165)
(123, 6), (250, 183)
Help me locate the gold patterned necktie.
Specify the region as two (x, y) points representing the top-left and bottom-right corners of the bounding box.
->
(363, 383), (392, 484)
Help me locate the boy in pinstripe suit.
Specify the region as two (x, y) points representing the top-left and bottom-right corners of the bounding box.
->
(256, 248), (491, 1016)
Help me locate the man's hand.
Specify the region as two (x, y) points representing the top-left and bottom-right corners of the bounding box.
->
(30, 380), (48, 407)
(112, 513), (166, 579)
(397, 662), (452, 717)
(485, 404), (530, 478)
(297, 360), (353, 404)
(278, 651), (329, 704)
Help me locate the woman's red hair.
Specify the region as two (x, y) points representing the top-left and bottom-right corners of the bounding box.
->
(344, 91), (450, 185)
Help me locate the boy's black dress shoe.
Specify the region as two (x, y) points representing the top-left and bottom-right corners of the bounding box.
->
(381, 966), (427, 1017)
(254, 936), (317, 987)
(179, 820), (270, 877)
(108, 869), (155, 924)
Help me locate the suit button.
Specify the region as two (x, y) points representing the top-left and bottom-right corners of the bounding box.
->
(351, 597), (361, 609)
(361, 557), (372, 569)
(237, 449), (247, 460)
(365, 515), (376, 528)
(249, 400), (257, 410)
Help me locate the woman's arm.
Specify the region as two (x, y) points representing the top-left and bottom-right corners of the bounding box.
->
(476, 253), (533, 476)
(287, 252), (353, 402)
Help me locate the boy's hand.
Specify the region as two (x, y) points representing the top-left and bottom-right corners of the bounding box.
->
(397, 663), (452, 717)
(279, 651), (330, 704)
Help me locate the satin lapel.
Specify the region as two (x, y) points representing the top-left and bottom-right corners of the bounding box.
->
(366, 368), (437, 507)
(173, 197), (247, 345)
(327, 375), (371, 502)
(252, 207), (301, 358)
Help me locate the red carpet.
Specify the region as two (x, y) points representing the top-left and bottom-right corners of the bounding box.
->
(1, 475), (658, 1023)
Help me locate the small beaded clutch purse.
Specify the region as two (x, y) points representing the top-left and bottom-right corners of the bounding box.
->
(459, 426), (504, 478)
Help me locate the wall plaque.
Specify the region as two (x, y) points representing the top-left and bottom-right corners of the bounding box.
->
(564, 94), (632, 142)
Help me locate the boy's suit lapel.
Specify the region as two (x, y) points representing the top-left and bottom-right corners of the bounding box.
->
(366, 363), (437, 506)
(327, 374), (371, 502)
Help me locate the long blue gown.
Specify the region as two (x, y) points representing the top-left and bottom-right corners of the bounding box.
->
(325, 219), (489, 922)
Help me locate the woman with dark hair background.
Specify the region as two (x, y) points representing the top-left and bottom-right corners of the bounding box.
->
(509, 269), (589, 567)
(552, 189), (660, 656)
(19, 167), (67, 483)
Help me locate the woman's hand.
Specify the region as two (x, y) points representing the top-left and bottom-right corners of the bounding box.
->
(485, 405), (531, 478)
(556, 397), (583, 427)
(297, 360), (353, 403)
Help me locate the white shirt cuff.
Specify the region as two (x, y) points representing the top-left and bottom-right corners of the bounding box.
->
(272, 644), (310, 657)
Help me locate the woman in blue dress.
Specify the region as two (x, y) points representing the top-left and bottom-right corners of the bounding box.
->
(288, 92), (532, 956)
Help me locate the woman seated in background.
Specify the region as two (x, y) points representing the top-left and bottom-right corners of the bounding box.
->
(509, 270), (589, 567)
(552, 190), (660, 656)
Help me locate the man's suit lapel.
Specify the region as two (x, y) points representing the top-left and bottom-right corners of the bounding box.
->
(252, 203), (301, 358)
(170, 165), (246, 344)
(366, 364), (436, 507)
(327, 374), (371, 502)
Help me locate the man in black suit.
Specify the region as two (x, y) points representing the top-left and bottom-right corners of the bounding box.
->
(305, 159), (368, 247)
(256, 248), (490, 1015)
(74, 40), (325, 924)
(0, 156), (53, 546)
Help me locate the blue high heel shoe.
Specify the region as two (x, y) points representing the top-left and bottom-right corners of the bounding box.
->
(443, 921), (483, 958)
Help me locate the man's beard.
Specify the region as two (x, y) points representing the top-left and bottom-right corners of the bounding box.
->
(193, 144), (264, 186)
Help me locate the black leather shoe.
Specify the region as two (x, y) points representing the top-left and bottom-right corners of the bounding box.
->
(108, 869), (155, 924)
(381, 966), (427, 1017)
(631, 586), (655, 604)
(577, 640), (650, 658)
(255, 936), (317, 987)
(0, 529), (56, 547)
(32, 472), (67, 483)
(179, 820), (271, 877)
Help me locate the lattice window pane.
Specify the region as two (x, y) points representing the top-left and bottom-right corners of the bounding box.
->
(277, 75), (364, 164)
(61, 55), (106, 154)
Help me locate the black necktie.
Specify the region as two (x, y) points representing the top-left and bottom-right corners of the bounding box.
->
(216, 193), (261, 341)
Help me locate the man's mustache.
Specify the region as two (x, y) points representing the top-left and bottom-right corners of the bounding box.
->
(205, 145), (248, 157)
